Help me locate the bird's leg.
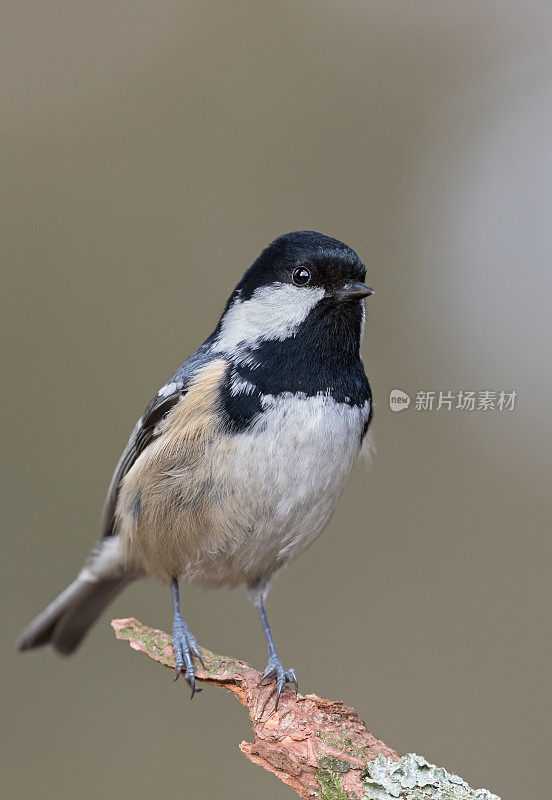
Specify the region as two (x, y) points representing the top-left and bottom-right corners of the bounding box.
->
(252, 589), (298, 709)
(171, 578), (204, 697)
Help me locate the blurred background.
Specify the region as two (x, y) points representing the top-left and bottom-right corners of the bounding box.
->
(2, 2), (551, 798)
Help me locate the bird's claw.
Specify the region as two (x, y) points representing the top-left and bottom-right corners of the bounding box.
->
(259, 656), (298, 708)
(172, 616), (203, 698)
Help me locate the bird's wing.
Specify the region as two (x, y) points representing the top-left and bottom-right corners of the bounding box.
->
(101, 342), (215, 538)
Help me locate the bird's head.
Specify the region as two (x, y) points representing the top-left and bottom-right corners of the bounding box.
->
(214, 231), (373, 359)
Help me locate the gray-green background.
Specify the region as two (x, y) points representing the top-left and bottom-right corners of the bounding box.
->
(2, 3), (550, 799)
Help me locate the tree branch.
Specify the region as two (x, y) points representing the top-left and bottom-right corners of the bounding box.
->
(112, 618), (501, 800)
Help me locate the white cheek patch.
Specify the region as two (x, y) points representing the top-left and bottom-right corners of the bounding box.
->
(215, 282), (325, 355)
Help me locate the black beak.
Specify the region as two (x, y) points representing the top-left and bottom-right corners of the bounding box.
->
(335, 281), (375, 301)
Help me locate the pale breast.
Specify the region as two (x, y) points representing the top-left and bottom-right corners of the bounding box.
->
(117, 367), (369, 585)
(205, 393), (368, 583)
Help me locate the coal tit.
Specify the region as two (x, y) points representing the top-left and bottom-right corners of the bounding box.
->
(18, 230), (374, 705)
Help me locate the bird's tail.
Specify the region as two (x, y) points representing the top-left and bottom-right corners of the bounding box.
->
(17, 537), (138, 656)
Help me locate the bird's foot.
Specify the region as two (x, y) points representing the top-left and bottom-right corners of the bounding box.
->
(259, 655), (298, 708)
(172, 615), (204, 697)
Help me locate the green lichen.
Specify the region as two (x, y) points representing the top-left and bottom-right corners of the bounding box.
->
(117, 625), (174, 661)
(343, 736), (371, 761)
(317, 755), (353, 800)
(362, 754), (501, 800)
(115, 622), (245, 676)
(115, 624), (136, 640)
(203, 652), (246, 676)
(317, 731), (370, 762)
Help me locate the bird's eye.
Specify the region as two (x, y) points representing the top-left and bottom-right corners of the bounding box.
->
(292, 267), (311, 286)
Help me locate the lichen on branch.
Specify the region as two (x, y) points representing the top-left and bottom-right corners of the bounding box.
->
(111, 618), (500, 800)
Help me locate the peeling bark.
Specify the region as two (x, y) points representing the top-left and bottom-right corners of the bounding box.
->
(111, 618), (500, 800)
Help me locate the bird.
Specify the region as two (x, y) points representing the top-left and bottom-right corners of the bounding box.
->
(18, 230), (374, 705)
